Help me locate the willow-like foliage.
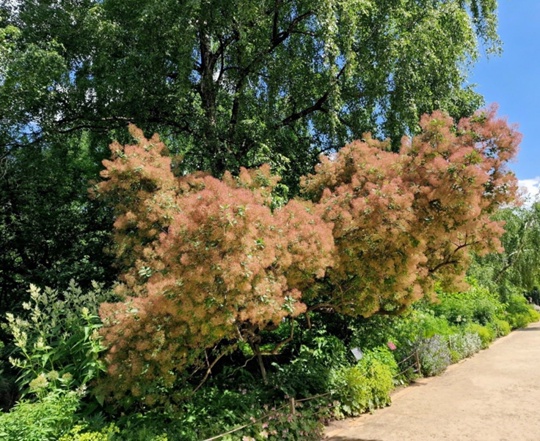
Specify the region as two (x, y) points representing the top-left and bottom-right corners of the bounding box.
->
(1, 0), (499, 187)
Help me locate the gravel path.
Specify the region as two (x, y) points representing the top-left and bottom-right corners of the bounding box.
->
(325, 321), (540, 441)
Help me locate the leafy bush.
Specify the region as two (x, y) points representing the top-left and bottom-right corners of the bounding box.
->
(97, 387), (324, 441)
(332, 347), (397, 416)
(5, 282), (109, 399)
(271, 332), (349, 399)
(332, 366), (371, 417)
(417, 335), (451, 377)
(0, 390), (80, 441)
(447, 332), (482, 363)
(432, 283), (503, 326)
(58, 424), (119, 441)
(490, 318), (512, 337)
(347, 314), (398, 351)
(175, 386), (265, 439)
(465, 323), (496, 349)
(230, 407), (324, 441)
(416, 312), (456, 339)
(504, 295), (540, 329)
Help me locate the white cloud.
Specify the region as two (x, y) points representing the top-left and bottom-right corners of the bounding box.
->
(519, 177), (540, 206)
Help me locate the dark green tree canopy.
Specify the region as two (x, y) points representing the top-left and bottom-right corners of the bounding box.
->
(1, 0), (499, 185)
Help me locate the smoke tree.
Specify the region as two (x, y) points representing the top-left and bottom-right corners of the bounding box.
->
(94, 106), (519, 406)
(301, 106), (521, 316)
(0, 0), (503, 312)
(93, 126), (333, 405)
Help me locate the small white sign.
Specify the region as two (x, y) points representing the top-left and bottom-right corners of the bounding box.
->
(351, 347), (363, 361)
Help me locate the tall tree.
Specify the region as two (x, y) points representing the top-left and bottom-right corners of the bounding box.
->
(1, 0), (499, 187)
(0, 134), (115, 313)
(469, 202), (540, 298)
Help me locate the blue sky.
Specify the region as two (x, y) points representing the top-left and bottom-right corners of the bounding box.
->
(470, 0), (540, 200)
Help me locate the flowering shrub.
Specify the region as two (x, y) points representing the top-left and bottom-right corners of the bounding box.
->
(418, 335), (452, 376)
(301, 107), (520, 316)
(447, 332), (482, 362)
(95, 126), (334, 406)
(93, 106), (520, 407)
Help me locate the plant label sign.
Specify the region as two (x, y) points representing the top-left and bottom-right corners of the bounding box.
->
(351, 347), (363, 361)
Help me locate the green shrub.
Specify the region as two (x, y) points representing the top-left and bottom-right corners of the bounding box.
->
(432, 283), (503, 326)
(5, 282), (110, 400)
(233, 407), (324, 441)
(58, 424), (119, 441)
(348, 314), (399, 350)
(271, 332), (349, 399)
(332, 347), (397, 416)
(332, 366), (371, 416)
(447, 332), (482, 362)
(359, 347), (397, 408)
(466, 323), (495, 349)
(417, 335), (451, 376)
(504, 295), (540, 329)
(174, 386), (263, 439)
(0, 390), (80, 441)
(416, 312), (456, 339)
(490, 318), (511, 337)
(105, 410), (174, 440)
(106, 389), (324, 441)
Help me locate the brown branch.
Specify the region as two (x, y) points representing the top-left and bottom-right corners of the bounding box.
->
(281, 91), (331, 126)
(193, 350), (228, 393)
(272, 0), (282, 42)
(279, 63), (347, 127)
(428, 240), (478, 274)
(306, 303), (337, 313)
(259, 318), (295, 355)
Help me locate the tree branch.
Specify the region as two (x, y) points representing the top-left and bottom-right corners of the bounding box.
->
(193, 350), (228, 393)
(279, 63), (347, 127)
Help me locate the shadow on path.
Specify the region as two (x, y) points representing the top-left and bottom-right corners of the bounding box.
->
(516, 327), (540, 332)
(327, 438), (381, 441)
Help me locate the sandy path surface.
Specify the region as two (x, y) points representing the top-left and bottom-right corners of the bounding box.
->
(325, 321), (540, 441)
